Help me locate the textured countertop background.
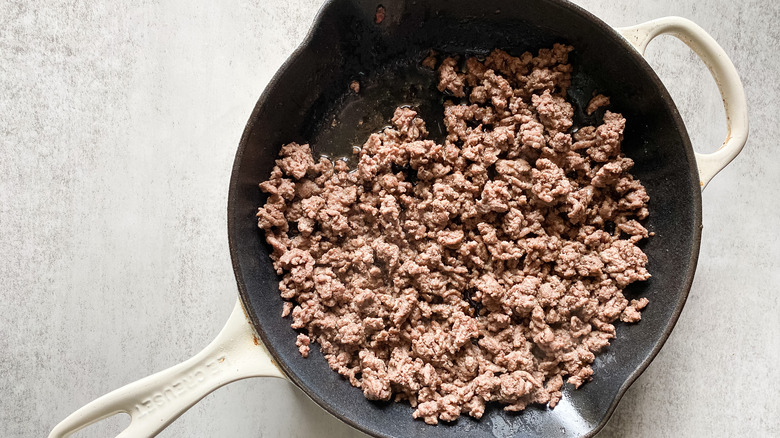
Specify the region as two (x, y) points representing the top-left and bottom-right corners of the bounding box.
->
(2, 1), (778, 437)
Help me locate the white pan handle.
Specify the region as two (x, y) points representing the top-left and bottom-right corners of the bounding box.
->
(616, 17), (749, 189)
(49, 300), (284, 438)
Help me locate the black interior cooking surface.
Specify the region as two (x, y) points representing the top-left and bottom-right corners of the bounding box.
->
(227, 1), (702, 437)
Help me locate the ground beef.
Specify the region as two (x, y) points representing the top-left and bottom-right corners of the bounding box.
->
(437, 56), (466, 97)
(374, 5), (386, 24)
(296, 333), (311, 358)
(586, 93), (610, 115)
(256, 44), (651, 425)
(422, 50), (438, 70)
(349, 80), (360, 93)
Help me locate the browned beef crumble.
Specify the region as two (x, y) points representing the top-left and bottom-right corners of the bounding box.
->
(349, 80), (360, 93)
(256, 44), (651, 425)
(375, 5), (386, 24)
(586, 93), (610, 115)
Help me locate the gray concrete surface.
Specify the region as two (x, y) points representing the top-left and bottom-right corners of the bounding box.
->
(1, 0), (778, 437)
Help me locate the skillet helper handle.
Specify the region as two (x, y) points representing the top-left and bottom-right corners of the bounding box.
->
(49, 300), (284, 438)
(616, 17), (749, 189)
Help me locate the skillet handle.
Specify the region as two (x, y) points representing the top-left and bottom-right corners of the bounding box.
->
(49, 300), (284, 438)
(616, 17), (749, 190)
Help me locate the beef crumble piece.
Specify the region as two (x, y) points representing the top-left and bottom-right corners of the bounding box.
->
(257, 44), (651, 425)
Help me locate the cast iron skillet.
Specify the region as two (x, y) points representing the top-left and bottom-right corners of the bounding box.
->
(51, 1), (747, 437)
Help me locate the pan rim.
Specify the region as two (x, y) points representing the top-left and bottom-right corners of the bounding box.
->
(227, 0), (704, 436)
